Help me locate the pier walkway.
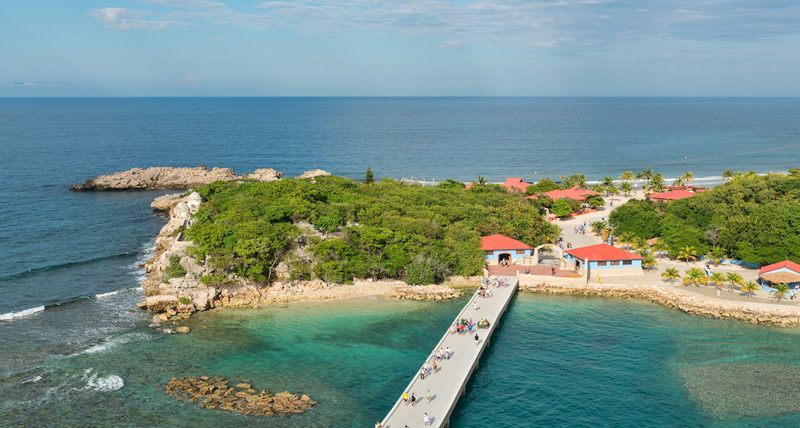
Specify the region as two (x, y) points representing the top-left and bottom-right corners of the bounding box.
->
(381, 275), (518, 428)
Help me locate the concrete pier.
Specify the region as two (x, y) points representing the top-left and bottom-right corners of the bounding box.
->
(381, 275), (518, 428)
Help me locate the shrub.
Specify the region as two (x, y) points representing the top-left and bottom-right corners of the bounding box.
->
(405, 254), (450, 285)
(177, 296), (191, 305)
(165, 255), (187, 279)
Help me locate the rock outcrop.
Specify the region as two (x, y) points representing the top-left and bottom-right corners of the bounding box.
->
(164, 376), (316, 416)
(521, 282), (800, 328)
(244, 168), (283, 182)
(295, 169), (331, 180)
(392, 284), (464, 301)
(71, 166), (286, 191)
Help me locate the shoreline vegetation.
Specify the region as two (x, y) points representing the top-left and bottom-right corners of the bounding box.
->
(72, 165), (800, 328)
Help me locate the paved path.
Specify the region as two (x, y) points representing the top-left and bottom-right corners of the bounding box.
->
(381, 276), (518, 428)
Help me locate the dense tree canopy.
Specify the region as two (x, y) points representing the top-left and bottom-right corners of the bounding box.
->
(609, 173), (800, 264)
(185, 176), (559, 284)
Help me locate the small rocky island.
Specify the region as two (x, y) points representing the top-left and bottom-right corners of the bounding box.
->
(70, 165), (333, 191)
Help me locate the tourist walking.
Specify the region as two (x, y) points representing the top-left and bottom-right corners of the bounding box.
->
(445, 346), (451, 359)
(411, 392), (417, 406)
(473, 301), (479, 311)
(426, 389), (432, 403)
(474, 333), (480, 346)
(403, 391), (409, 406)
(423, 413), (430, 426)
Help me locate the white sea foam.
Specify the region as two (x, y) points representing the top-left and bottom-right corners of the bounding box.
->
(82, 369), (124, 392)
(22, 375), (43, 384)
(0, 305), (45, 321)
(96, 290), (120, 298)
(80, 332), (150, 355)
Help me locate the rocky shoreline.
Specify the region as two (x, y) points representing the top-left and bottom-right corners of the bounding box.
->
(139, 191), (466, 324)
(70, 166), (332, 191)
(520, 282), (800, 327)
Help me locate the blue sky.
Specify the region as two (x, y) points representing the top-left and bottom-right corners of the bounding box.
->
(1, 0), (799, 96)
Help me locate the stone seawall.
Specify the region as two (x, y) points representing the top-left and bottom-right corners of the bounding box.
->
(520, 282), (800, 328)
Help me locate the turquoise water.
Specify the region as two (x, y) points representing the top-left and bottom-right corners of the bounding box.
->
(2, 97), (800, 426)
(4, 294), (800, 426)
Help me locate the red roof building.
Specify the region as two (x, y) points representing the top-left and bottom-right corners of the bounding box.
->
(502, 178), (533, 193)
(649, 189), (699, 202)
(544, 185), (599, 201)
(565, 244), (643, 261)
(480, 234), (533, 251)
(758, 260), (800, 275)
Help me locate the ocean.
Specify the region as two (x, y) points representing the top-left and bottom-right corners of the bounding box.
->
(1, 97), (800, 426)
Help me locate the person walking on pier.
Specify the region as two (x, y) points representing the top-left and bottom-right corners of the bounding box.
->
(445, 346), (451, 359)
(426, 389), (432, 403)
(473, 301), (479, 311)
(411, 392), (417, 406)
(423, 413), (430, 426)
(403, 391), (409, 406)
(475, 333), (480, 346)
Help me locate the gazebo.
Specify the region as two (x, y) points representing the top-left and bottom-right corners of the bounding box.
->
(758, 260), (800, 288)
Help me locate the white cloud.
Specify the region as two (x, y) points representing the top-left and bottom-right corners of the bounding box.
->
(439, 40), (465, 49)
(89, 7), (190, 30)
(141, 0), (223, 9)
(7, 81), (71, 88)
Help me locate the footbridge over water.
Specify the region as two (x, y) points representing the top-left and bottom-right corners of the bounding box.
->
(381, 275), (518, 428)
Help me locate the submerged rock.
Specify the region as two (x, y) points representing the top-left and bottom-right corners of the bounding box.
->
(164, 376), (316, 416)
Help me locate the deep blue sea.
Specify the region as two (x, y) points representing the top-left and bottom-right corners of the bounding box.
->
(1, 97), (800, 426)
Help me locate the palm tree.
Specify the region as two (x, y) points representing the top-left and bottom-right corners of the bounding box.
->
(709, 272), (726, 289)
(620, 170), (634, 183)
(650, 240), (669, 258)
(683, 268), (706, 287)
(632, 237), (648, 250)
(706, 246), (727, 266)
(617, 232), (635, 250)
(590, 220), (608, 235)
(741, 281), (758, 299)
(620, 181), (633, 196)
(681, 171), (695, 186)
(721, 169), (735, 182)
(662, 267), (680, 284)
(645, 173), (665, 194)
(477, 176), (488, 186)
(676, 245), (698, 263)
(725, 272), (743, 293)
(642, 253), (657, 270)
(771, 283), (790, 302)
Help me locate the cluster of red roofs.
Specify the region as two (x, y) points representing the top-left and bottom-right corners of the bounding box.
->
(465, 177), (598, 201)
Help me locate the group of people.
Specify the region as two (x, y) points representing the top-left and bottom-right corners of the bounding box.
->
(482, 276), (508, 288)
(478, 284), (493, 298)
(574, 225), (586, 235)
(499, 258), (511, 266)
(451, 318), (475, 335)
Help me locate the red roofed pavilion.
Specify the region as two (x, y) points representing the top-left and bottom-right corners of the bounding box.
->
(502, 178), (533, 193)
(649, 189), (699, 202)
(544, 185), (599, 201)
(564, 243), (644, 276)
(759, 260), (800, 275)
(480, 234), (533, 265)
(758, 260), (800, 287)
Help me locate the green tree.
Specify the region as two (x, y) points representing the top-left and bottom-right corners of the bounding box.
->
(662, 267), (680, 283)
(651, 239), (669, 258)
(561, 174), (587, 188)
(585, 194), (605, 207)
(725, 272), (743, 293)
(590, 220), (608, 235)
(645, 173), (666, 194)
(642, 253), (657, 270)
(683, 268), (706, 286)
(721, 169), (735, 182)
(741, 281), (758, 298)
(771, 283), (790, 301)
(709, 272), (726, 289)
(364, 166), (374, 184)
(620, 181), (633, 196)
(706, 246), (727, 266)
(619, 171), (635, 185)
(551, 198), (574, 219)
(676, 245), (698, 263)
(405, 254), (450, 285)
(526, 178), (561, 194)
